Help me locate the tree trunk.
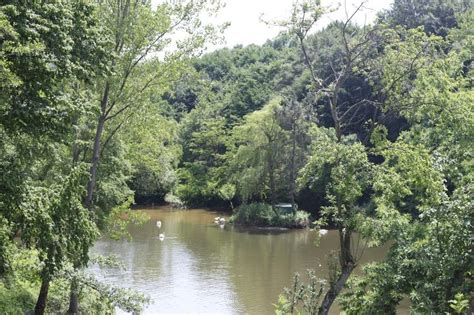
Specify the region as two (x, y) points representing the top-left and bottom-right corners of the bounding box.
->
(67, 278), (79, 314)
(339, 228), (354, 267)
(34, 278), (50, 315)
(289, 120), (297, 214)
(329, 98), (342, 141)
(318, 263), (355, 315)
(71, 83), (110, 312)
(268, 153), (278, 215)
(84, 82), (109, 210)
(318, 228), (356, 315)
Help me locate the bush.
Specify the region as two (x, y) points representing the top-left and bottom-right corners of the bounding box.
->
(0, 282), (36, 315)
(164, 193), (186, 209)
(274, 270), (324, 315)
(230, 203), (274, 226)
(230, 203), (310, 228)
(294, 210), (311, 227)
(272, 211), (310, 228)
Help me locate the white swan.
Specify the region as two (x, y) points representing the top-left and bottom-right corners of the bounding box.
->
(319, 229), (328, 236)
(159, 233), (165, 241)
(156, 220), (162, 228)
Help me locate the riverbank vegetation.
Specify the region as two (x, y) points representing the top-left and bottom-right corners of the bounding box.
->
(229, 203), (310, 228)
(0, 0), (472, 314)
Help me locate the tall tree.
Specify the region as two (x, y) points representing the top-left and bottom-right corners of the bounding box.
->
(68, 1), (225, 312)
(0, 1), (109, 314)
(276, 98), (313, 212)
(84, 0), (224, 211)
(341, 17), (474, 313)
(228, 98), (289, 211)
(279, 1), (439, 313)
(278, 2), (378, 313)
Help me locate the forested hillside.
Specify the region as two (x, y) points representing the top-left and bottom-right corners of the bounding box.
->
(155, 0), (473, 213)
(0, 0), (472, 314)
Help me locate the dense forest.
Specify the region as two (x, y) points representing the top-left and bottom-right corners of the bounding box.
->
(0, 0), (473, 314)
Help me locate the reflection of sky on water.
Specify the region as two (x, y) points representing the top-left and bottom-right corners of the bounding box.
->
(91, 231), (241, 314)
(89, 207), (390, 314)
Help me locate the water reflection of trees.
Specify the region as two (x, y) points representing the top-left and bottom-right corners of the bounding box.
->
(93, 208), (388, 313)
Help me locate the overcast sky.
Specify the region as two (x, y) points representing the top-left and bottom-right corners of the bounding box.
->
(208, 0), (394, 49)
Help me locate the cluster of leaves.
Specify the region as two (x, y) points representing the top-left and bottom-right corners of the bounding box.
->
(341, 185), (473, 314)
(299, 128), (371, 229)
(274, 271), (324, 315)
(337, 6), (474, 314)
(104, 196), (150, 241)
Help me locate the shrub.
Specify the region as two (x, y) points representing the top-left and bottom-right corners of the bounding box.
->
(271, 211), (310, 228)
(230, 203), (274, 226)
(0, 282), (36, 315)
(164, 193), (186, 209)
(274, 270), (324, 314)
(294, 210), (311, 228)
(230, 203), (311, 228)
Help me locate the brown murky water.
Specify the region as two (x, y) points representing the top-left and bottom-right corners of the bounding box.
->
(90, 206), (394, 314)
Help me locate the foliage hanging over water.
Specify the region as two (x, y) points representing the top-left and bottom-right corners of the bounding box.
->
(0, 0), (472, 313)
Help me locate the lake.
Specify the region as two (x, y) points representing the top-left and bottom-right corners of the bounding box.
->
(90, 206), (390, 314)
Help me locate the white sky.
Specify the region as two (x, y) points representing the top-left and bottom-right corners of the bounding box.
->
(209, 0), (394, 49)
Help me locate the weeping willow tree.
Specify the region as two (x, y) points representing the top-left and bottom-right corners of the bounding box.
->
(228, 98), (290, 211)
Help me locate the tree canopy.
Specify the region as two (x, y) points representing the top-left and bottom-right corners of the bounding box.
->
(0, 0), (472, 314)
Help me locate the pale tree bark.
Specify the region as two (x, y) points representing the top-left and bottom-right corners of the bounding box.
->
(67, 82), (109, 315)
(268, 150), (278, 215)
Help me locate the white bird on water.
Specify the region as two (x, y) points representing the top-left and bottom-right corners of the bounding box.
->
(214, 217), (226, 224)
(156, 220), (162, 228)
(319, 229), (328, 236)
(159, 233), (165, 241)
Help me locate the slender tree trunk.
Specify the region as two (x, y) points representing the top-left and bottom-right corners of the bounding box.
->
(67, 278), (79, 314)
(85, 115), (105, 208)
(329, 98), (342, 141)
(318, 263), (355, 315)
(318, 228), (356, 315)
(268, 153), (278, 215)
(289, 120), (297, 214)
(34, 278), (50, 315)
(85, 82), (109, 209)
(317, 101), (351, 314)
(69, 83), (110, 312)
(339, 227), (354, 266)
